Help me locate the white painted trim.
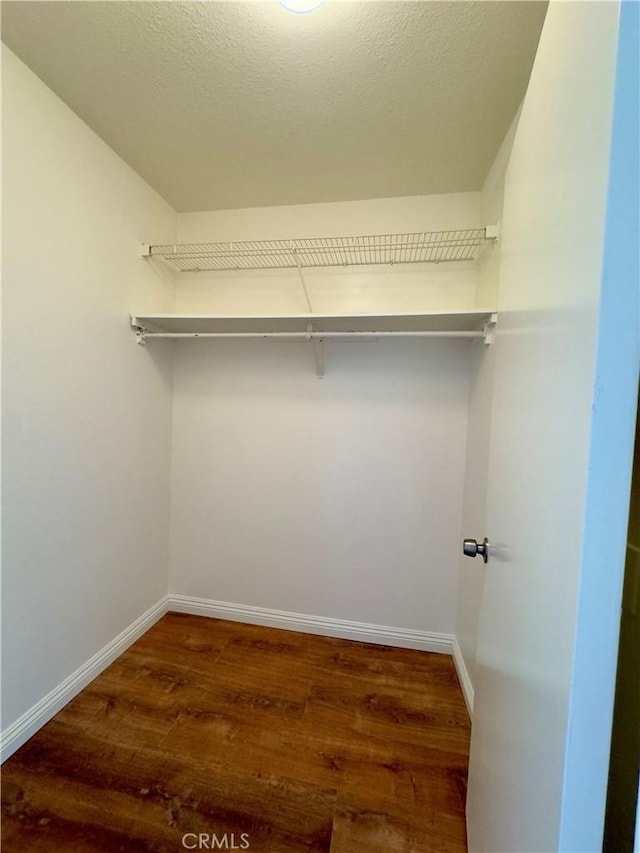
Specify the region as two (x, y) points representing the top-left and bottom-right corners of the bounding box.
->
(451, 637), (475, 719)
(0, 596), (169, 762)
(167, 594), (454, 655)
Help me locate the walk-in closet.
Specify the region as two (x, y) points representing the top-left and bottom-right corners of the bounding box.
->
(2, 2), (638, 851)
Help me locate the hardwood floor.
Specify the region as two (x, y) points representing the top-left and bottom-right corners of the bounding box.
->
(1, 613), (471, 852)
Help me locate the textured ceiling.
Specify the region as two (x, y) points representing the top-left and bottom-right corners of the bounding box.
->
(1, 1), (547, 212)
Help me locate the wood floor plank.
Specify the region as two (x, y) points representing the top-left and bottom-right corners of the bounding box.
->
(4, 720), (336, 852)
(303, 683), (470, 756)
(2, 613), (470, 851)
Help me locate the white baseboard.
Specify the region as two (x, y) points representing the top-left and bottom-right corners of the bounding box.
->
(0, 595), (169, 763)
(451, 636), (474, 718)
(167, 594), (454, 655)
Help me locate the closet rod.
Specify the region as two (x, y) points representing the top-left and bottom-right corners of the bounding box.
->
(138, 330), (484, 340)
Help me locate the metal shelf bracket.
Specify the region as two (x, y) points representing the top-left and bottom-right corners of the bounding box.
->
(295, 250), (314, 313)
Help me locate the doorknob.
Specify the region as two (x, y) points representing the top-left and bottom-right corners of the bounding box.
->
(463, 537), (489, 563)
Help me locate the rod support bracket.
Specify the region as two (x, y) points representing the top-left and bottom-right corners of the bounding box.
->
(482, 313), (498, 346)
(131, 315), (148, 345)
(305, 323), (325, 377)
(140, 244), (151, 258)
(134, 326), (147, 346)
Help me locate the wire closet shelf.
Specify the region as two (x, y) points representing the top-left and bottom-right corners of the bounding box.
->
(145, 227), (496, 273)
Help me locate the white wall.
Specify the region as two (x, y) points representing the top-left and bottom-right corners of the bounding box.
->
(1, 48), (177, 731)
(169, 337), (473, 632)
(454, 113), (519, 701)
(168, 196), (486, 633)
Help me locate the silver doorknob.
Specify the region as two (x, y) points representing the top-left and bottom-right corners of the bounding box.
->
(463, 537), (489, 563)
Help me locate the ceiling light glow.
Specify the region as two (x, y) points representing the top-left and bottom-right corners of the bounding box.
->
(279, 0), (325, 13)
